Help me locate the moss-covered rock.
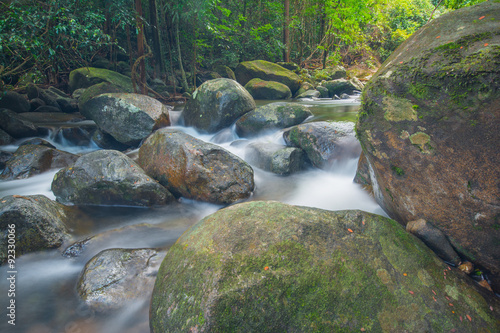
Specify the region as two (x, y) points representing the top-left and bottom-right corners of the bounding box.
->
(138, 128), (254, 204)
(77, 82), (125, 110)
(0, 195), (71, 263)
(284, 121), (361, 169)
(322, 78), (362, 97)
(214, 64), (236, 80)
(182, 78), (256, 134)
(68, 67), (133, 93)
(312, 65), (347, 82)
(355, 1), (500, 290)
(244, 78), (292, 100)
(80, 93), (171, 146)
(150, 201), (500, 332)
(52, 150), (174, 207)
(0, 90), (30, 113)
(245, 142), (306, 175)
(235, 60), (301, 94)
(296, 89), (321, 99)
(235, 102), (312, 138)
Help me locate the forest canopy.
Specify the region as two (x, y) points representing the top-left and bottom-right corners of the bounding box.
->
(0, 0), (487, 89)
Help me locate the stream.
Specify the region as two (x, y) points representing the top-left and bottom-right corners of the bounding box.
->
(0, 97), (386, 333)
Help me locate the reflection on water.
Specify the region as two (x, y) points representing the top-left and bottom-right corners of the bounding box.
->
(0, 96), (384, 333)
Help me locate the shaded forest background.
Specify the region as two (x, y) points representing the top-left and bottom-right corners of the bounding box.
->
(0, 0), (486, 93)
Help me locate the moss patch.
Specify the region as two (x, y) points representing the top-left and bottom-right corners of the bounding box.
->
(383, 96), (418, 122)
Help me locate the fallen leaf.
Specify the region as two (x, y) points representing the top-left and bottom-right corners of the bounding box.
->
(448, 267), (451, 271)
(460, 316), (463, 322)
(490, 306), (494, 311)
(403, 273), (407, 276)
(484, 43), (489, 46)
(433, 296), (437, 302)
(449, 303), (453, 307)
(1, 200), (6, 203)
(264, 266), (269, 271)
(408, 290), (414, 295)
(479, 16), (485, 20)
(361, 329), (366, 332)
(347, 228), (353, 233)
(432, 290), (437, 295)
(446, 296), (450, 301)
(436, 36), (441, 38)
(466, 315), (472, 322)
(362, 220), (365, 225)
(460, 46), (463, 49)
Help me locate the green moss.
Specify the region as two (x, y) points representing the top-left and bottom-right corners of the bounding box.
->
(391, 165), (405, 176)
(383, 96), (418, 122)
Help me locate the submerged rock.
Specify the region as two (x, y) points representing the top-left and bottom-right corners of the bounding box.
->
(283, 121), (361, 169)
(355, 1), (500, 290)
(52, 150), (174, 207)
(138, 129), (254, 204)
(0, 195), (70, 262)
(1, 144), (78, 180)
(235, 60), (301, 94)
(78, 248), (165, 312)
(80, 93), (171, 146)
(245, 142), (306, 175)
(235, 102), (312, 138)
(150, 201), (500, 332)
(182, 78), (256, 134)
(244, 78), (292, 100)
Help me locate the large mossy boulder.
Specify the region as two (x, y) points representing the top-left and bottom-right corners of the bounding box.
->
(1, 144), (78, 180)
(138, 129), (254, 204)
(150, 201), (500, 332)
(244, 78), (292, 100)
(77, 82), (125, 110)
(78, 248), (165, 312)
(52, 150), (174, 207)
(235, 102), (312, 138)
(182, 78), (256, 134)
(0, 91), (30, 113)
(0, 195), (70, 262)
(355, 1), (500, 290)
(80, 93), (171, 146)
(235, 60), (301, 94)
(68, 67), (133, 93)
(284, 121), (361, 169)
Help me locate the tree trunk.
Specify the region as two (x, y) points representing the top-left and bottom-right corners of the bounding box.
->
(283, 0), (290, 62)
(135, 0), (146, 94)
(175, 20), (189, 92)
(149, 0), (164, 77)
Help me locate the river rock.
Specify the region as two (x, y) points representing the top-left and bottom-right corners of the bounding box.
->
(322, 78), (362, 97)
(353, 151), (373, 195)
(0, 128), (14, 145)
(77, 82), (125, 110)
(78, 248), (165, 312)
(283, 121), (361, 169)
(214, 64), (236, 80)
(80, 93), (171, 146)
(0, 195), (70, 263)
(68, 67), (134, 93)
(355, 1), (500, 290)
(244, 78), (292, 100)
(0, 108), (39, 138)
(52, 150), (174, 206)
(235, 60), (301, 94)
(406, 219), (461, 266)
(296, 89), (321, 99)
(91, 128), (129, 151)
(245, 142), (306, 175)
(29, 98), (45, 111)
(316, 85), (329, 98)
(182, 78), (256, 133)
(276, 61), (300, 72)
(235, 102), (312, 138)
(312, 65), (347, 81)
(0, 151), (13, 171)
(294, 82), (315, 97)
(33, 105), (62, 113)
(138, 129), (254, 204)
(19, 138), (55, 148)
(1, 144), (78, 180)
(0, 90), (30, 113)
(150, 201), (500, 332)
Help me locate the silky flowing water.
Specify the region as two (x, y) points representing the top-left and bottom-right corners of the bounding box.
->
(0, 97), (386, 333)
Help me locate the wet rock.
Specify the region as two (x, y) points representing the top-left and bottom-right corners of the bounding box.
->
(0, 108), (39, 138)
(0, 151), (13, 170)
(52, 150), (174, 206)
(1, 144), (78, 180)
(235, 102), (312, 138)
(296, 89), (320, 99)
(19, 138), (55, 148)
(29, 98), (45, 111)
(80, 93), (171, 146)
(355, 1), (500, 289)
(91, 128), (129, 151)
(353, 151), (373, 195)
(322, 78), (362, 97)
(0, 90), (30, 113)
(150, 201), (500, 332)
(182, 78), (256, 134)
(283, 121), (361, 169)
(340, 93), (350, 99)
(235, 60), (301, 94)
(245, 142), (306, 175)
(0, 195), (70, 263)
(138, 129), (254, 204)
(406, 219), (461, 266)
(69, 67), (134, 93)
(56, 97), (79, 113)
(78, 248), (165, 312)
(77, 82), (125, 110)
(33, 105), (62, 113)
(0, 128), (14, 145)
(214, 64), (236, 80)
(244, 78), (292, 100)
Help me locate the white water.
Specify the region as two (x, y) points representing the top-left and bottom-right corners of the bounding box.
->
(0, 97), (386, 333)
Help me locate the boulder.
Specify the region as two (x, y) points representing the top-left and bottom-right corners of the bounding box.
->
(0, 91), (30, 113)
(294, 82), (314, 97)
(245, 142), (306, 175)
(214, 65), (236, 80)
(244, 78), (292, 100)
(80, 93), (171, 146)
(276, 61), (301, 72)
(77, 82), (125, 110)
(68, 67), (133, 93)
(235, 102), (312, 138)
(0, 108), (39, 138)
(0, 128), (14, 145)
(19, 138), (55, 148)
(196, 71), (222, 86)
(235, 60), (301, 94)
(52, 150), (174, 206)
(78, 248), (165, 312)
(316, 85), (329, 98)
(322, 78), (362, 97)
(138, 129), (254, 204)
(182, 78), (256, 134)
(29, 98), (45, 111)
(33, 105), (62, 113)
(1, 144), (78, 180)
(355, 1), (500, 290)
(283, 121), (361, 169)
(312, 65), (347, 81)
(0, 151), (13, 171)
(296, 89), (321, 99)
(353, 151), (373, 195)
(150, 201), (500, 332)
(0, 195), (70, 263)
(91, 128), (129, 151)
